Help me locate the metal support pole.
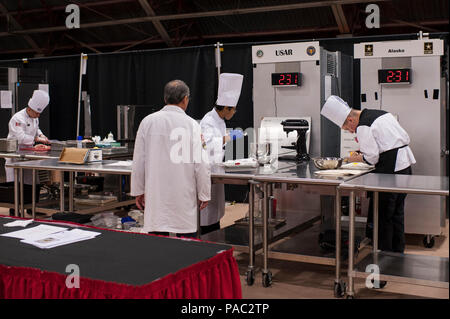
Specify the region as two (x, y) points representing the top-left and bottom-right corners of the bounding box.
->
(60, 171), (65, 212)
(347, 190), (355, 297)
(335, 187), (341, 283)
(32, 169), (36, 219)
(197, 204), (201, 239)
(14, 168), (19, 217)
(248, 181), (256, 271)
(69, 171), (74, 212)
(215, 42), (222, 83)
(373, 191), (379, 252)
(263, 182), (269, 273)
(19, 168), (24, 218)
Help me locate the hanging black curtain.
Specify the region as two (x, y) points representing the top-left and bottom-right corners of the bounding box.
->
(86, 46), (216, 138)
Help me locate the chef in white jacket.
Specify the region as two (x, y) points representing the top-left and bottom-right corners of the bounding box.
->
(321, 95), (416, 254)
(199, 73), (244, 234)
(131, 80), (211, 237)
(5, 89), (50, 184)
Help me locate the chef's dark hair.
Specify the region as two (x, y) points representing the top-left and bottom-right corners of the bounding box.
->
(164, 80), (190, 105)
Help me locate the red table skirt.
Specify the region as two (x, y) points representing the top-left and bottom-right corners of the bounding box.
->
(0, 248), (242, 299)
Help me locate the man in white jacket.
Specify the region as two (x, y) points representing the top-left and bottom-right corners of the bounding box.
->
(199, 73), (244, 234)
(5, 89), (50, 184)
(321, 95), (416, 253)
(131, 80), (211, 238)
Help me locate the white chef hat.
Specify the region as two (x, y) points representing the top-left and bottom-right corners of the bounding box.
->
(216, 73), (244, 107)
(321, 95), (351, 127)
(28, 90), (50, 113)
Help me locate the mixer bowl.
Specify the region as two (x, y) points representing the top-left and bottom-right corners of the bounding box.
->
(312, 157), (343, 170)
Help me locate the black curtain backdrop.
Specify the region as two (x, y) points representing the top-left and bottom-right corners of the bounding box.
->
(86, 46), (216, 138)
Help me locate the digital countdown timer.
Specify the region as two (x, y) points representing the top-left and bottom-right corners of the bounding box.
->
(378, 68), (411, 84)
(271, 72), (301, 86)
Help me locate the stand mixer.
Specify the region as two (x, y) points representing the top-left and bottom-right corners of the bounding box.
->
(278, 119), (310, 162)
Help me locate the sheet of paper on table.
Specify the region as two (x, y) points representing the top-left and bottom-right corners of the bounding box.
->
(3, 219), (34, 228)
(1, 224), (68, 240)
(21, 228), (101, 249)
(104, 160), (133, 166)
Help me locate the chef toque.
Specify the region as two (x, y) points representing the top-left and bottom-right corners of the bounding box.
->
(321, 95), (351, 127)
(216, 73), (244, 107)
(28, 90), (50, 113)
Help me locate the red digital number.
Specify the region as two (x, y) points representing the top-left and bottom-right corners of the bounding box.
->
(405, 71), (409, 81)
(279, 74), (285, 85)
(286, 73), (292, 85)
(395, 70), (402, 82)
(387, 70), (394, 82)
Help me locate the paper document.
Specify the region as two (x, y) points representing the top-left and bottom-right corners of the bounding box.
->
(104, 160), (133, 166)
(21, 228), (101, 249)
(1, 90), (12, 109)
(1, 224), (67, 240)
(3, 219), (34, 228)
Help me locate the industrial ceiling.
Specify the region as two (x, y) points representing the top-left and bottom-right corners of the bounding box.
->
(0, 0), (448, 58)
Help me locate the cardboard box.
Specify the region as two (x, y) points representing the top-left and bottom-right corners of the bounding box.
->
(59, 147), (89, 164)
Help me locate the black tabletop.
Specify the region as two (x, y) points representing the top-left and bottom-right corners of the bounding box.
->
(0, 217), (231, 286)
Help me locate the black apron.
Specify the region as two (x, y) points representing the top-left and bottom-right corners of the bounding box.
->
(374, 145), (408, 174)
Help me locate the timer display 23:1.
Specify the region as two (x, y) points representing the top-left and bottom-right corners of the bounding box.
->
(271, 72), (301, 86)
(378, 69), (411, 84)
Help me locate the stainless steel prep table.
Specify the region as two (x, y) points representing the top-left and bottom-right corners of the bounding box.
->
(253, 161), (373, 289)
(5, 159), (135, 218)
(339, 173), (449, 298)
(0, 148), (134, 160)
(207, 160), (298, 284)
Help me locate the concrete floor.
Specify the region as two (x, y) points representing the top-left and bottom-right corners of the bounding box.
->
(1, 203), (448, 299)
(222, 203), (449, 299)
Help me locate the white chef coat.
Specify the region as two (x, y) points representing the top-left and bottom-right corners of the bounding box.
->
(5, 108), (43, 184)
(130, 105), (211, 234)
(199, 108), (227, 226)
(357, 110), (416, 172)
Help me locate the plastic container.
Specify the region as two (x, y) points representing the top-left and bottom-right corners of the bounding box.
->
(77, 135), (83, 148)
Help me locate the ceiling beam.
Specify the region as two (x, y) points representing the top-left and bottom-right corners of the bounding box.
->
(1, 18), (448, 56)
(64, 33), (102, 53)
(331, 4), (350, 33)
(0, 0), (135, 17)
(137, 0), (174, 47)
(0, 0), (391, 37)
(0, 3), (44, 55)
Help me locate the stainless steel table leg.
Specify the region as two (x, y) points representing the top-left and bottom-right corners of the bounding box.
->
(197, 205), (201, 239)
(246, 181), (256, 286)
(20, 168), (24, 218)
(14, 168), (19, 217)
(32, 169), (36, 219)
(60, 171), (65, 212)
(347, 190), (355, 298)
(373, 191), (379, 252)
(262, 182), (272, 287)
(334, 186), (345, 297)
(69, 171), (74, 212)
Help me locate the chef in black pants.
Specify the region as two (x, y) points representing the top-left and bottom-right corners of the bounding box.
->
(321, 95), (416, 254)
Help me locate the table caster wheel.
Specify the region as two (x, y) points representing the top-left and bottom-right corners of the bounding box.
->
(246, 269), (255, 286)
(334, 281), (346, 298)
(371, 279), (387, 289)
(423, 235), (435, 248)
(262, 271), (272, 288)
